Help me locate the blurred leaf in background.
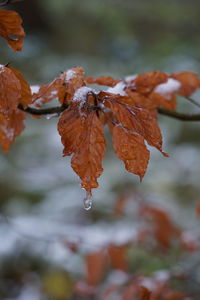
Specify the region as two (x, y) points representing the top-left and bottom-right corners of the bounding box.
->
(1, 0), (200, 299)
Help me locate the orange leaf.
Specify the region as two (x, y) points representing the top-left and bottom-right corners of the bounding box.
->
(140, 205), (180, 248)
(0, 9), (25, 51)
(171, 71), (200, 97)
(85, 251), (107, 286)
(149, 92), (177, 110)
(0, 109), (25, 151)
(131, 106), (168, 156)
(196, 201), (200, 217)
(114, 194), (129, 216)
(138, 286), (151, 300)
(106, 99), (165, 155)
(71, 111), (106, 194)
(31, 77), (63, 107)
(111, 125), (150, 180)
(0, 65), (21, 110)
(134, 71), (168, 95)
(9, 67), (32, 108)
(57, 106), (85, 156)
(59, 66), (85, 104)
(124, 90), (156, 111)
(108, 245), (129, 272)
(32, 67), (85, 107)
(163, 291), (186, 300)
(85, 76), (120, 87)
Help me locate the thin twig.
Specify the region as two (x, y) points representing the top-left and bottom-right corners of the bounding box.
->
(18, 103), (69, 115)
(0, 0), (24, 5)
(17, 103), (200, 121)
(186, 97), (200, 109)
(158, 107), (200, 121)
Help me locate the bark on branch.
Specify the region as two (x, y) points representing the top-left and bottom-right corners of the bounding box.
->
(0, 0), (24, 5)
(157, 107), (200, 121)
(18, 103), (69, 115)
(18, 103), (200, 121)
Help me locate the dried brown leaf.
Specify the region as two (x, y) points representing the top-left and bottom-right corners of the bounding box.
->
(57, 106), (85, 156)
(111, 125), (150, 180)
(171, 71), (200, 97)
(85, 251), (107, 286)
(71, 111), (106, 194)
(0, 109), (25, 151)
(85, 76), (120, 87)
(0, 9), (25, 51)
(0, 65), (21, 110)
(134, 71), (168, 95)
(9, 67), (32, 107)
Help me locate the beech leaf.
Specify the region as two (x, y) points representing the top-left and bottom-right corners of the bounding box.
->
(111, 125), (150, 180)
(0, 9), (25, 51)
(0, 65), (21, 110)
(71, 111), (106, 194)
(0, 109), (25, 151)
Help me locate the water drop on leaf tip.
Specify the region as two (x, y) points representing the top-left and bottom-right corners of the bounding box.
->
(83, 192), (93, 211)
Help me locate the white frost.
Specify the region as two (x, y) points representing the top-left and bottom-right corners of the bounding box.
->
(107, 81), (126, 96)
(154, 78), (181, 96)
(72, 86), (95, 105)
(0, 64), (5, 74)
(30, 85), (40, 94)
(65, 69), (76, 81)
(0, 125), (14, 139)
(124, 74), (137, 82)
(51, 90), (57, 96)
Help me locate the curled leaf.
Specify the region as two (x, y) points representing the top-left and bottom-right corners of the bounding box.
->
(32, 67), (85, 107)
(171, 71), (200, 97)
(134, 71), (168, 95)
(85, 75), (120, 87)
(0, 9), (25, 51)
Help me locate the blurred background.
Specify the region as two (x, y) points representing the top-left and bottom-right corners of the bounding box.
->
(1, 0), (200, 299)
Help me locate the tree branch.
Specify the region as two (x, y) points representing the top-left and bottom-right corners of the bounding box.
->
(0, 0), (24, 5)
(18, 103), (200, 121)
(157, 107), (200, 121)
(18, 103), (69, 115)
(185, 97), (200, 108)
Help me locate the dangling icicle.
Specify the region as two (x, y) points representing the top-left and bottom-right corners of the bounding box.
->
(83, 192), (93, 211)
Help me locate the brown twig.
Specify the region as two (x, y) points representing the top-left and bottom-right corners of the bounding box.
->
(17, 103), (200, 121)
(17, 103), (69, 115)
(186, 97), (200, 109)
(0, 0), (23, 5)
(157, 107), (200, 121)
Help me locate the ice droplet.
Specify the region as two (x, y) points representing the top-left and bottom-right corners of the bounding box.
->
(83, 192), (93, 210)
(45, 113), (59, 120)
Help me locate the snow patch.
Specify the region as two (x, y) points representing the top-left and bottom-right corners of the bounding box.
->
(124, 74), (137, 82)
(30, 97), (44, 108)
(31, 85), (40, 94)
(107, 81), (126, 96)
(0, 64), (5, 74)
(65, 69), (76, 81)
(154, 78), (181, 96)
(72, 86), (95, 105)
(0, 125), (14, 139)
(51, 90), (57, 96)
